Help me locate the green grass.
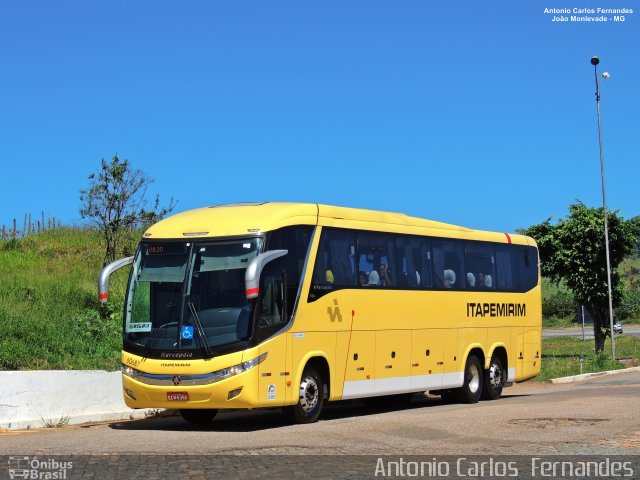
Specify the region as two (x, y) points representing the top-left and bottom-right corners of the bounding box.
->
(538, 335), (640, 382)
(41, 415), (71, 428)
(542, 316), (575, 328)
(0, 228), (137, 370)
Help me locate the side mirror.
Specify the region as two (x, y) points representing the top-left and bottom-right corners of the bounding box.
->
(98, 256), (134, 303)
(245, 250), (288, 299)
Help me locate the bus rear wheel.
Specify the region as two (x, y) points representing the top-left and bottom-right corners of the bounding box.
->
(457, 354), (483, 403)
(180, 409), (218, 424)
(482, 356), (506, 400)
(285, 366), (324, 424)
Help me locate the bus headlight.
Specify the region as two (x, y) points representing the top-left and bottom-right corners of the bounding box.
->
(211, 353), (268, 381)
(122, 365), (142, 378)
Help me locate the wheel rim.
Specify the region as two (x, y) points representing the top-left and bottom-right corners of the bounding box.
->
(299, 375), (319, 413)
(468, 362), (480, 393)
(489, 363), (504, 391)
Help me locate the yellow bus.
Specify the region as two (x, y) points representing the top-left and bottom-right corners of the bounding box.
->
(99, 202), (541, 424)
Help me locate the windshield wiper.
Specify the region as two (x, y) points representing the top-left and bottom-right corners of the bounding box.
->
(142, 321), (178, 358)
(188, 302), (213, 357)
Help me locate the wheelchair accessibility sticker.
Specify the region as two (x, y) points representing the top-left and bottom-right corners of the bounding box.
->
(181, 325), (194, 340)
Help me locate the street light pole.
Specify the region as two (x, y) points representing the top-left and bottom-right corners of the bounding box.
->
(590, 55), (616, 360)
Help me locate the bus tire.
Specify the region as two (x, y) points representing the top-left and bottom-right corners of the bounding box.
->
(180, 409), (218, 424)
(285, 366), (324, 424)
(482, 356), (506, 400)
(458, 354), (483, 403)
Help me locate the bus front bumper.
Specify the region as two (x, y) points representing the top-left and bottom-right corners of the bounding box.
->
(121, 369), (259, 410)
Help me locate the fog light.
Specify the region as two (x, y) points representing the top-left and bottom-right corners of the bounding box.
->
(125, 389), (137, 400)
(228, 387), (242, 400)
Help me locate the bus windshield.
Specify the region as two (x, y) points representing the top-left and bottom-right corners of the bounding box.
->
(125, 238), (262, 355)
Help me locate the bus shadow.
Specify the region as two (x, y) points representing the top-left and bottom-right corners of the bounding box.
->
(109, 409), (287, 433)
(108, 394), (529, 433)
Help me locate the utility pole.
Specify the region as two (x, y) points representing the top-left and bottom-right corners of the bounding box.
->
(590, 55), (615, 360)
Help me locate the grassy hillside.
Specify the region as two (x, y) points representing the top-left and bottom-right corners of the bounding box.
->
(0, 228), (136, 370)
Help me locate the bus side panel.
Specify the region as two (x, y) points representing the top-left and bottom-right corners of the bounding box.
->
(341, 330), (376, 399)
(460, 327), (488, 364)
(256, 333), (288, 407)
(442, 328), (462, 388)
(523, 328), (541, 379)
(290, 331), (336, 403)
(410, 329), (445, 390)
(333, 331), (350, 401)
(486, 328), (510, 369)
(374, 330), (411, 395)
(513, 328), (524, 381)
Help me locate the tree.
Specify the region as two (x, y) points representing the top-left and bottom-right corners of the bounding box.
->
(522, 202), (638, 353)
(80, 155), (176, 265)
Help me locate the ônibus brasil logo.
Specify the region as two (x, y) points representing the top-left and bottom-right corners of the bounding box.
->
(8, 456), (73, 479)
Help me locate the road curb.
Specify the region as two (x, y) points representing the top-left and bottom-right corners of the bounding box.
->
(550, 366), (640, 384)
(0, 370), (157, 430)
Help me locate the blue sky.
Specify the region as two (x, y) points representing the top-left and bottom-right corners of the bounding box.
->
(1, 1), (638, 234)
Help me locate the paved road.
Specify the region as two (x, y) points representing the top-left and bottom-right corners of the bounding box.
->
(543, 325), (640, 338)
(3, 373), (640, 478)
(2, 372), (640, 457)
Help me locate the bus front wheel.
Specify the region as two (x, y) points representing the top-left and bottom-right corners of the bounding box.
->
(285, 366), (324, 424)
(458, 354), (483, 403)
(180, 409), (218, 424)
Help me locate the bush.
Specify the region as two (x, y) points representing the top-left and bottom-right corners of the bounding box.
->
(617, 287), (640, 321)
(543, 289), (575, 319)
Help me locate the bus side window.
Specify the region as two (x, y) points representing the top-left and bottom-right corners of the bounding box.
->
(395, 237), (411, 288)
(256, 259), (287, 342)
(432, 239), (465, 289)
(357, 231), (396, 288)
(395, 236), (431, 289)
(465, 242), (496, 290)
(309, 228), (356, 300)
(496, 246), (516, 291)
(268, 225), (313, 314)
(417, 237), (433, 288)
(327, 230), (356, 286)
(519, 246), (539, 292)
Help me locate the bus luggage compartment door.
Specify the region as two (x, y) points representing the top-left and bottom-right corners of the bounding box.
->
(411, 329), (445, 390)
(374, 330), (411, 396)
(342, 331), (375, 399)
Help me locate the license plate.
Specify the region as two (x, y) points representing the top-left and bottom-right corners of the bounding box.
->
(167, 392), (189, 401)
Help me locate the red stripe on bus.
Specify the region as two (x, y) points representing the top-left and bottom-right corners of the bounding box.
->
(505, 233), (512, 244)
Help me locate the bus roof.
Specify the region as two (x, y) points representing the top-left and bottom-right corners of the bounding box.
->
(142, 202), (534, 246)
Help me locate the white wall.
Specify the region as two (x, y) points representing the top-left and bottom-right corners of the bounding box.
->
(0, 371), (156, 430)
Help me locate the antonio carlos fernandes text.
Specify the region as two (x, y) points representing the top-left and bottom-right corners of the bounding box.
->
(374, 457), (634, 477)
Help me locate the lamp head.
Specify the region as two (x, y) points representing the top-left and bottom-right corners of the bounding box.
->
(591, 56), (600, 66)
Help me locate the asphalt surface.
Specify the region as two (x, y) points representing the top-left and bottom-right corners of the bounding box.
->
(3, 373), (640, 478)
(2, 372), (640, 457)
